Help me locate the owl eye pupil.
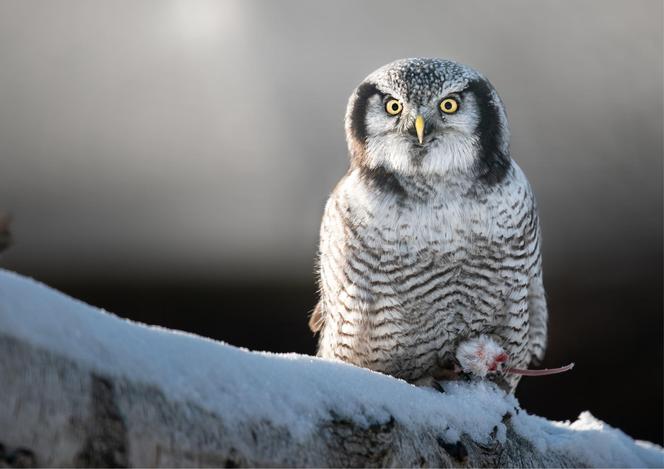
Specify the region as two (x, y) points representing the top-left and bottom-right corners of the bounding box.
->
(444, 102), (452, 110)
(391, 103), (398, 112)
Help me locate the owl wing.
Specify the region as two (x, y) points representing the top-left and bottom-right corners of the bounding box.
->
(526, 205), (548, 366)
(309, 174), (349, 335)
(528, 272), (547, 366)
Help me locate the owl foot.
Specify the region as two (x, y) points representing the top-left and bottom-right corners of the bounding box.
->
(412, 353), (465, 391)
(412, 375), (446, 392)
(455, 335), (509, 378)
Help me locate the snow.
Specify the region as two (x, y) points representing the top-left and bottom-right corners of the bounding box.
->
(1, 268), (662, 467)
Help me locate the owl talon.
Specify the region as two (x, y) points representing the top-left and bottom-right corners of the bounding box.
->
(412, 375), (446, 392)
(431, 351), (464, 380)
(456, 336), (510, 378)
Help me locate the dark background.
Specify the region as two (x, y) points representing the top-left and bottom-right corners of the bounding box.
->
(0, 0), (662, 445)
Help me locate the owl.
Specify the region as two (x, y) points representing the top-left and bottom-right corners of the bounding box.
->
(309, 58), (547, 392)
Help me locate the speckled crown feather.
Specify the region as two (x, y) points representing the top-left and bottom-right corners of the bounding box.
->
(364, 58), (483, 103)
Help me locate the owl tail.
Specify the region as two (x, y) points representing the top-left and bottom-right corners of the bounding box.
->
(506, 362), (575, 377)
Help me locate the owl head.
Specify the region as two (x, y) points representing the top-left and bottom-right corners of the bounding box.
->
(345, 58), (511, 184)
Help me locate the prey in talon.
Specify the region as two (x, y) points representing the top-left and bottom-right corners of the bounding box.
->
(455, 335), (574, 383)
(456, 336), (510, 378)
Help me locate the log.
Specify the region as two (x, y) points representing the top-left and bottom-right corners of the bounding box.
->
(0, 269), (661, 468)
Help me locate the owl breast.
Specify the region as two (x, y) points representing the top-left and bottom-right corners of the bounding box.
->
(316, 166), (538, 384)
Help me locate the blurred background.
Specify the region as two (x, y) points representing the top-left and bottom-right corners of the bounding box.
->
(0, 0), (661, 445)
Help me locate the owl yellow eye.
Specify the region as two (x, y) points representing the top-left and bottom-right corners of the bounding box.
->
(440, 98), (459, 114)
(385, 99), (403, 115)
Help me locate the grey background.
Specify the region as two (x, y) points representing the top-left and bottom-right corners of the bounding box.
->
(0, 0), (661, 444)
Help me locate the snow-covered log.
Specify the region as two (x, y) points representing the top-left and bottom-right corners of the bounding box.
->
(0, 269), (662, 468)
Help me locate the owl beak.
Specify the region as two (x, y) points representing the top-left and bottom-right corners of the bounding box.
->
(415, 114), (425, 144)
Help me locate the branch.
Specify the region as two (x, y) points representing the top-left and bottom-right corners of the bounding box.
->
(0, 269), (661, 468)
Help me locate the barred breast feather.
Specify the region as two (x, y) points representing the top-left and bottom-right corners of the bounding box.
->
(311, 162), (547, 391)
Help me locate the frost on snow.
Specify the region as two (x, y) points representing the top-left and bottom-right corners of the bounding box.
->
(0, 268), (662, 468)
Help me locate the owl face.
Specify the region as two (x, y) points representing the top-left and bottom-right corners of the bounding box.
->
(345, 58), (511, 184)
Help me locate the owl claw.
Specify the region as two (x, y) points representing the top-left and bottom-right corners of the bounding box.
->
(412, 375), (446, 392)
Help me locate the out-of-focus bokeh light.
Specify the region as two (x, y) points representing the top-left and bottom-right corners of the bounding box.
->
(169, 0), (241, 43)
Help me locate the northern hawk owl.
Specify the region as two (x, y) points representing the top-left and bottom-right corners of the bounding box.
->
(310, 58), (547, 392)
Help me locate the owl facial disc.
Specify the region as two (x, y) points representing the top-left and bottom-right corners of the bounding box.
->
(345, 58), (511, 184)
